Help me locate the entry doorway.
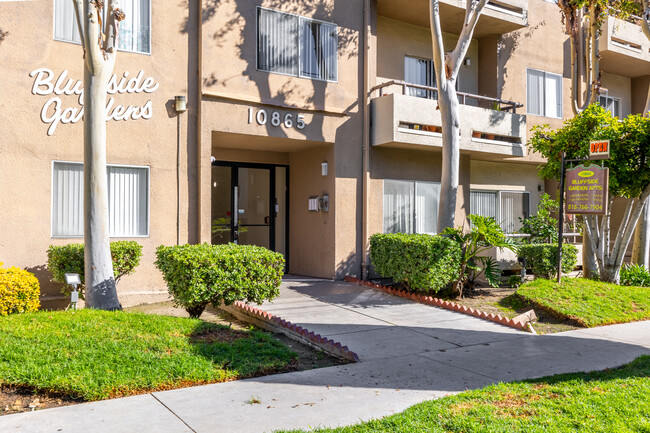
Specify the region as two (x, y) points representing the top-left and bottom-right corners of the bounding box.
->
(211, 161), (289, 262)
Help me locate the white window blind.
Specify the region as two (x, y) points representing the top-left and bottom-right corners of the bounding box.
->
(54, 0), (151, 54)
(257, 7), (337, 82)
(300, 18), (337, 81)
(384, 180), (440, 234)
(257, 8), (298, 76)
(405, 56), (436, 99)
(52, 162), (149, 237)
(527, 69), (562, 118)
(470, 190), (530, 234)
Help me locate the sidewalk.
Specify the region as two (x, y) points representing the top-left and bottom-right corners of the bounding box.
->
(1, 278), (648, 433)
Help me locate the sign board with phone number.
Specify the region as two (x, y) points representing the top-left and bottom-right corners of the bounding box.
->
(565, 164), (609, 215)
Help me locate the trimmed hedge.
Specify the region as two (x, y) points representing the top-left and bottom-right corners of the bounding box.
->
(370, 233), (462, 293)
(47, 241), (143, 297)
(0, 264), (40, 315)
(518, 243), (578, 279)
(155, 243), (285, 318)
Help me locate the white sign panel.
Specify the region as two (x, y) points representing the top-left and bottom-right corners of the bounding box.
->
(30, 68), (159, 136)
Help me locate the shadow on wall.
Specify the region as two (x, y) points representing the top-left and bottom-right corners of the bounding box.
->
(181, 0), (358, 144)
(497, 21), (546, 99)
(0, 29), (7, 45)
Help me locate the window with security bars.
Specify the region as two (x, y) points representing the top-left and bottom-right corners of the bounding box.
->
(52, 162), (149, 237)
(257, 7), (338, 82)
(599, 95), (621, 118)
(54, 0), (151, 54)
(526, 68), (562, 118)
(470, 190), (530, 234)
(383, 180), (441, 235)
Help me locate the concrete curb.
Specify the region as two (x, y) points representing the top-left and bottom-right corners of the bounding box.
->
(344, 277), (536, 334)
(222, 301), (361, 362)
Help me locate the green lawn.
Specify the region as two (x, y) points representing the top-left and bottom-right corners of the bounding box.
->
(515, 278), (650, 327)
(282, 356), (650, 433)
(0, 309), (297, 400)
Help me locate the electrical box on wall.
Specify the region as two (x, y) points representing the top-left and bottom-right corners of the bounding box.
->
(308, 196), (320, 212)
(308, 194), (330, 212)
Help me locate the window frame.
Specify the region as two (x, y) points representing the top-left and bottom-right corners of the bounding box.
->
(526, 68), (563, 119)
(256, 6), (338, 83)
(382, 179), (441, 235)
(51, 160), (151, 239)
(599, 95), (622, 119)
(52, 0), (152, 56)
(470, 189), (531, 234)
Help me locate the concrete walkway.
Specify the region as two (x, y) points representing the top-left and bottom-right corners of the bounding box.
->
(1, 279), (649, 433)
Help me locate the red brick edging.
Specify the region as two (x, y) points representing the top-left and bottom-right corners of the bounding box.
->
(226, 301), (361, 362)
(344, 277), (536, 334)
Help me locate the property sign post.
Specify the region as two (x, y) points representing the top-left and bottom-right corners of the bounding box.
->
(556, 152), (610, 283)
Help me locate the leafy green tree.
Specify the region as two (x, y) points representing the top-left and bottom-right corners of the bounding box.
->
(443, 215), (517, 297)
(519, 193), (560, 244)
(529, 104), (650, 283)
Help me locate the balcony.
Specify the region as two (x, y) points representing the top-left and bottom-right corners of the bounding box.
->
(376, 0), (528, 38)
(370, 81), (526, 158)
(600, 15), (650, 77)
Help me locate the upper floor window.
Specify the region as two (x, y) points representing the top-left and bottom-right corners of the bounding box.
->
(599, 95), (621, 118)
(526, 68), (562, 118)
(54, 0), (151, 54)
(257, 7), (338, 82)
(405, 56), (436, 99)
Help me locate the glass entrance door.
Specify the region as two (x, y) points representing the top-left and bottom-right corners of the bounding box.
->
(211, 163), (288, 258)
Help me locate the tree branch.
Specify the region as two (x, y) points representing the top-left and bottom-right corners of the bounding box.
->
(429, 0), (448, 89)
(584, 215), (603, 272)
(448, 0), (488, 78)
(614, 184), (650, 268)
(104, 0), (125, 55)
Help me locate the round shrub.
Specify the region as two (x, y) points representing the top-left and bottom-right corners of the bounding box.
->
(0, 264), (40, 315)
(155, 243), (285, 318)
(47, 241), (143, 298)
(370, 233), (462, 293)
(518, 243), (578, 280)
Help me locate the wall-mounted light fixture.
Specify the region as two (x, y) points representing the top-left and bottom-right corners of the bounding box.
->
(321, 162), (328, 176)
(464, 58), (471, 66)
(174, 95), (187, 113)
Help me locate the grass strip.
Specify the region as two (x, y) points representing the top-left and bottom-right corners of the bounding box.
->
(515, 278), (650, 327)
(282, 355), (650, 433)
(0, 309), (297, 400)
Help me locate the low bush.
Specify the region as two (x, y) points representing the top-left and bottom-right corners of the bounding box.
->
(155, 243), (285, 318)
(518, 243), (578, 279)
(0, 263), (40, 315)
(620, 263), (650, 287)
(47, 241), (143, 297)
(370, 233), (462, 293)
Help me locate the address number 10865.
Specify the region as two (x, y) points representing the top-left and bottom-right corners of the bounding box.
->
(248, 108), (306, 130)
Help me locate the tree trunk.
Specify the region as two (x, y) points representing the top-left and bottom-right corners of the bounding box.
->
(632, 198), (650, 271)
(600, 263), (621, 284)
(83, 66), (121, 311)
(437, 83), (461, 233)
(582, 225), (599, 278)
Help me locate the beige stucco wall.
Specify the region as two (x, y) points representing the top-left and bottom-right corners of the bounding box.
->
(0, 0), (196, 307)
(601, 72), (632, 118)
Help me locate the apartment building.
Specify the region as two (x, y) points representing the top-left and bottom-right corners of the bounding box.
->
(0, 0), (648, 307)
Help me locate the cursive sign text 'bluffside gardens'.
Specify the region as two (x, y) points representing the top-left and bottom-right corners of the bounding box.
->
(30, 68), (159, 136)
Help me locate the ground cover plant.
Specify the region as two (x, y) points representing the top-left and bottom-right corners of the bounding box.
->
(0, 309), (297, 401)
(283, 356), (650, 433)
(516, 278), (650, 327)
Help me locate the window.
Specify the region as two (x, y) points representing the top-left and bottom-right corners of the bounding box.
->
(526, 69), (562, 118)
(470, 190), (530, 234)
(257, 7), (338, 82)
(52, 162), (149, 237)
(383, 180), (440, 234)
(54, 0), (151, 54)
(405, 56), (436, 99)
(599, 95), (621, 118)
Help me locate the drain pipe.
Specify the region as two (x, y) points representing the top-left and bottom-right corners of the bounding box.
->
(174, 96), (188, 245)
(361, 0), (371, 280)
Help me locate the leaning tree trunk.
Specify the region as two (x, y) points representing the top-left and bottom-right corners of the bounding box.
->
(74, 0), (124, 310)
(632, 200), (650, 270)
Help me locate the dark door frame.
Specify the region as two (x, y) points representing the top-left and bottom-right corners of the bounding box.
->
(211, 161), (290, 269)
